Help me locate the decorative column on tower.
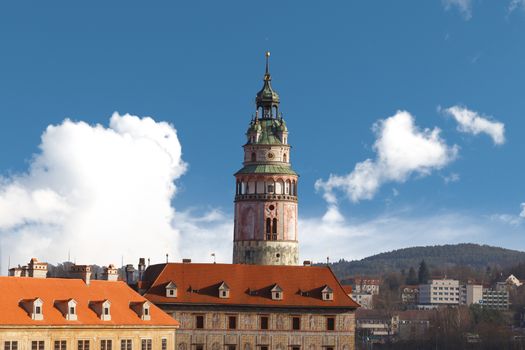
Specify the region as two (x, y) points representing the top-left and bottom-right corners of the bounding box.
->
(233, 52), (299, 266)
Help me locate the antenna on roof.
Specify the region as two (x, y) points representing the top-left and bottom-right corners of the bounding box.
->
(211, 253), (216, 264)
(326, 256), (330, 265)
(166, 253), (169, 263)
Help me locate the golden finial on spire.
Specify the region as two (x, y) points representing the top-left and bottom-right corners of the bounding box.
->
(265, 51), (271, 76)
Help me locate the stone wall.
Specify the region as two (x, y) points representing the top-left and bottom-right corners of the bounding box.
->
(165, 308), (355, 350)
(233, 241), (299, 266)
(0, 327), (175, 350)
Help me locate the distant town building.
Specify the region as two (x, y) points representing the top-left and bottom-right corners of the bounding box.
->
(351, 278), (381, 295)
(397, 310), (432, 341)
(352, 293), (374, 310)
(355, 309), (396, 345)
(481, 288), (510, 310)
(460, 284), (483, 306)
(0, 276), (179, 349)
(140, 261), (358, 350)
(400, 285), (419, 305)
(419, 279), (460, 306)
(8, 258), (48, 278)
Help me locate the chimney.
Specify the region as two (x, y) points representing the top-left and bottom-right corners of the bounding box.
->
(102, 264), (119, 281)
(182, 258), (191, 264)
(138, 258), (146, 281)
(125, 264), (136, 284)
(303, 260), (312, 266)
(70, 264), (91, 285)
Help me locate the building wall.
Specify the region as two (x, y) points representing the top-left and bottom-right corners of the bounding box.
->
(0, 327), (175, 350)
(481, 289), (509, 310)
(162, 307), (355, 350)
(460, 284), (482, 305)
(232, 241), (299, 266)
(419, 280), (460, 305)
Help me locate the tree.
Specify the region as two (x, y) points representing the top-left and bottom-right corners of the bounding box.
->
(418, 260), (430, 284)
(406, 267), (418, 285)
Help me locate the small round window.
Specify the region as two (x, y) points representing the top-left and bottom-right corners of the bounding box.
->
(269, 205), (275, 211)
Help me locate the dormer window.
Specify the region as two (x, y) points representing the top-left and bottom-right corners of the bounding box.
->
(67, 299), (77, 320)
(166, 281), (177, 298)
(27, 298), (44, 320)
(90, 300), (111, 321)
(219, 281), (230, 299)
(54, 299), (77, 320)
(130, 301), (151, 321)
(271, 284), (283, 300)
(322, 286), (334, 301)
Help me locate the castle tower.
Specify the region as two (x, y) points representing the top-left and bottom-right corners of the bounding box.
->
(233, 52), (299, 265)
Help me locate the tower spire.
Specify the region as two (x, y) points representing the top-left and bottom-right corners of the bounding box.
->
(256, 51), (279, 118)
(265, 51), (270, 78)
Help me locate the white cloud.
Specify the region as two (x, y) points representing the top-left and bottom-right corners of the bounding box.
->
(315, 111), (458, 203)
(520, 203), (525, 218)
(508, 0), (525, 13)
(443, 105), (505, 145)
(443, 173), (460, 184)
(299, 209), (517, 262)
(442, 0), (473, 20)
(0, 113), (193, 269)
(490, 213), (522, 227)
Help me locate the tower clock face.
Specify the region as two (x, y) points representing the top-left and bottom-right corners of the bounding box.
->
(267, 152), (275, 160)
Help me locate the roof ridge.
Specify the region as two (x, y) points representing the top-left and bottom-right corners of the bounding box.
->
(145, 263), (169, 295)
(325, 265), (360, 307)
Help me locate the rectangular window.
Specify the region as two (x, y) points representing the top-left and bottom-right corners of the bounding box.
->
(77, 341), (89, 350)
(70, 307), (75, 314)
(32, 341), (45, 350)
(5, 342), (18, 350)
(260, 347), (268, 350)
(195, 346), (203, 350)
(140, 339), (151, 350)
(326, 317), (335, 331)
(292, 317), (301, 330)
(196, 315), (204, 329)
(292, 347), (300, 350)
(227, 346), (236, 350)
(35, 306), (41, 314)
(100, 340), (112, 350)
(161, 339), (167, 350)
(120, 340), (132, 350)
(228, 316), (237, 329)
(260, 316), (269, 330)
(54, 341), (66, 350)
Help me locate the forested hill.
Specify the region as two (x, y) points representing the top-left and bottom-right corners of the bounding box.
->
(326, 243), (525, 278)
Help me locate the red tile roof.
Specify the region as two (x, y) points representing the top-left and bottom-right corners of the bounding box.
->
(0, 277), (179, 327)
(342, 285), (353, 294)
(142, 263), (359, 308)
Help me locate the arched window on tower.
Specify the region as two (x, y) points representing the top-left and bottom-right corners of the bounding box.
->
(283, 153), (287, 163)
(272, 218), (277, 240)
(285, 180), (290, 195)
(266, 218), (271, 240)
(251, 152), (256, 162)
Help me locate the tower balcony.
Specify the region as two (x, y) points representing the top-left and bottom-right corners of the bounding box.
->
(234, 193), (298, 202)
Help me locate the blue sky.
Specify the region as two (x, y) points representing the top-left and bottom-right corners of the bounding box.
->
(0, 1), (524, 269)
